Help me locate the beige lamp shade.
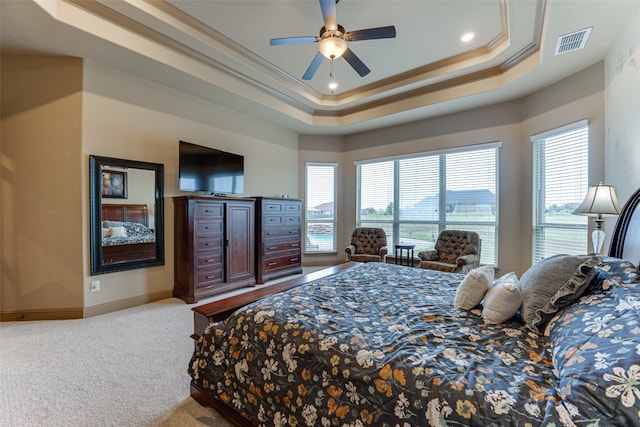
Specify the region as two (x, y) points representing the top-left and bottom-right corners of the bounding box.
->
(573, 183), (621, 216)
(573, 183), (621, 254)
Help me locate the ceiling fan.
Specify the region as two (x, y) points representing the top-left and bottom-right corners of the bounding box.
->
(270, 0), (396, 80)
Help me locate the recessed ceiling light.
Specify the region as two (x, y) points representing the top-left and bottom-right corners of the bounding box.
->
(460, 32), (475, 42)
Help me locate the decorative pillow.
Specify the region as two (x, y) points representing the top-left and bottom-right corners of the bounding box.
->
(454, 265), (494, 310)
(103, 220), (125, 228)
(102, 228), (112, 238)
(520, 254), (600, 333)
(123, 221), (153, 237)
(109, 226), (128, 238)
(482, 272), (522, 324)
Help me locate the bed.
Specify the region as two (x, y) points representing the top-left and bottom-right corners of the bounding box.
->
(101, 204), (156, 264)
(188, 187), (640, 426)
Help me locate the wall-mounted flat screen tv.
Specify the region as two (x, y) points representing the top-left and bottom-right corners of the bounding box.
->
(178, 140), (244, 195)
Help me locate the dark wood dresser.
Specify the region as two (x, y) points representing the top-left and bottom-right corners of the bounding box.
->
(173, 196), (255, 303)
(255, 197), (303, 284)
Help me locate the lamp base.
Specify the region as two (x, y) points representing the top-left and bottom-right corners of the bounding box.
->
(592, 228), (605, 255)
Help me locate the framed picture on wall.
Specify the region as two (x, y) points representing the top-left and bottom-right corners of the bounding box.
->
(102, 170), (127, 199)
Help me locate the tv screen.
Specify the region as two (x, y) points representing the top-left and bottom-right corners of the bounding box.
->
(179, 141), (244, 195)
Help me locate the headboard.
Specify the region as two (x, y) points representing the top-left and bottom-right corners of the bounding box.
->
(102, 204), (149, 227)
(608, 186), (640, 268)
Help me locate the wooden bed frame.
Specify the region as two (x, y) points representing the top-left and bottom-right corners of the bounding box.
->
(189, 187), (640, 427)
(102, 203), (150, 226)
(101, 203), (156, 264)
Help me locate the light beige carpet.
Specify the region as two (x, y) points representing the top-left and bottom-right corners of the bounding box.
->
(1, 297), (234, 427)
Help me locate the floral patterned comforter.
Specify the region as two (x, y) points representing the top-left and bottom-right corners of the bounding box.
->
(189, 260), (640, 426)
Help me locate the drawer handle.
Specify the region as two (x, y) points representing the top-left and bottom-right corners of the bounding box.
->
(290, 243), (299, 248)
(205, 275), (216, 279)
(289, 230), (295, 234)
(268, 262), (277, 266)
(290, 258), (299, 262)
(266, 232), (274, 236)
(267, 246), (278, 250)
(205, 259), (214, 263)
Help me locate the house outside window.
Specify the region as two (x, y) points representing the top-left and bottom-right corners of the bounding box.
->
(531, 121), (589, 262)
(356, 143), (500, 265)
(305, 163), (337, 253)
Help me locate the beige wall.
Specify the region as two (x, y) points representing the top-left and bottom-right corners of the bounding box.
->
(1, 55), (84, 319)
(301, 63), (606, 276)
(81, 60), (300, 314)
(1, 56), (300, 319)
(298, 135), (346, 266)
(605, 3), (640, 204)
(520, 63), (606, 263)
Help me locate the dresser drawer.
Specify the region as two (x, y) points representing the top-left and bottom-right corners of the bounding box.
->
(284, 215), (300, 225)
(263, 202), (283, 213)
(284, 203), (301, 213)
(264, 226), (300, 239)
(262, 251), (301, 272)
(195, 269), (224, 290)
(196, 203), (223, 218)
(196, 235), (223, 252)
(195, 220), (223, 235)
(263, 215), (284, 226)
(263, 240), (301, 254)
(196, 251), (223, 270)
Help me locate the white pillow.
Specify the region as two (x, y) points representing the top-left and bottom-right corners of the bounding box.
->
(454, 265), (494, 310)
(482, 272), (522, 324)
(102, 228), (112, 238)
(109, 226), (128, 238)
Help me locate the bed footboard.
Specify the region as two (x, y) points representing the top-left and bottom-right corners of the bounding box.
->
(191, 262), (361, 340)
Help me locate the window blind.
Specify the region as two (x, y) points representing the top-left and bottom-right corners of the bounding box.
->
(532, 122), (588, 262)
(357, 145), (499, 265)
(305, 163), (337, 252)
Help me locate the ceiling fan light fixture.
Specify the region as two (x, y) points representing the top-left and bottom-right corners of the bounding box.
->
(319, 36), (347, 59)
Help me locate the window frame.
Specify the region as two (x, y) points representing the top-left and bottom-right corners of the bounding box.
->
(355, 142), (501, 265)
(531, 120), (589, 263)
(304, 162), (338, 254)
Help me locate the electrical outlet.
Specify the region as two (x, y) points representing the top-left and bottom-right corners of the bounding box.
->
(90, 280), (100, 292)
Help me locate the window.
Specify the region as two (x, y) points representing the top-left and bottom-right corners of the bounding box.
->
(531, 121), (589, 262)
(305, 163), (337, 253)
(357, 143), (500, 265)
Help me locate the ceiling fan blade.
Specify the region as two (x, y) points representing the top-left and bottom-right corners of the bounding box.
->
(270, 36), (318, 46)
(345, 26), (397, 42)
(342, 48), (370, 77)
(319, 0), (338, 31)
(302, 52), (325, 80)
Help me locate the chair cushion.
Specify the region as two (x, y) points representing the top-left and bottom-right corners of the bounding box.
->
(349, 254), (383, 263)
(419, 260), (457, 273)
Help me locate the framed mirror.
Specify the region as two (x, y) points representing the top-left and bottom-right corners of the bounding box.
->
(90, 155), (164, 275)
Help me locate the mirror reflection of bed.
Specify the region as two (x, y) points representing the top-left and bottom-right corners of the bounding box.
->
(101, 204), (156, 264)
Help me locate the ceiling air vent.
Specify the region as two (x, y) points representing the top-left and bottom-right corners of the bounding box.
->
(555, 27), (592, 55)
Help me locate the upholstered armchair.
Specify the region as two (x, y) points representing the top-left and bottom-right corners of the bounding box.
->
(418, 230), (481, 274)
(345, 227), (389, 263)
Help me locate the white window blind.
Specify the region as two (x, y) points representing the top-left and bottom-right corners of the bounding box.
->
(532, 122), (589, 262)
(305, 163), (337, 253)
(357, 144), (499, 265)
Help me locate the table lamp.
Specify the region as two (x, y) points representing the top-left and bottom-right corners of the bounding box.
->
(573, 183), (621, 254)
